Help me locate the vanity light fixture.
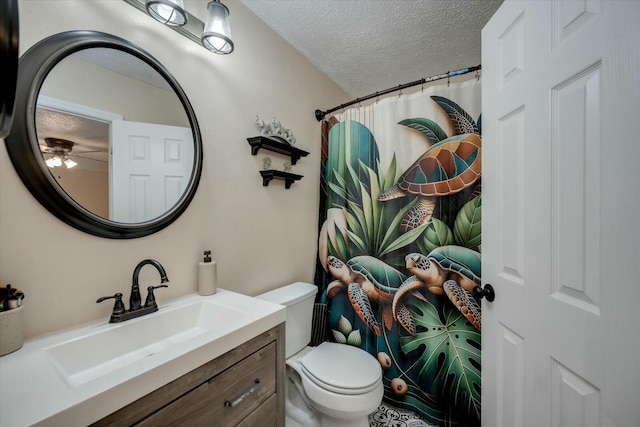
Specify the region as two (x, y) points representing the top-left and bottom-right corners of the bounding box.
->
(202, 0), (233, 54)
(124, 0), (233, 55)
(145, 0), (187, 27)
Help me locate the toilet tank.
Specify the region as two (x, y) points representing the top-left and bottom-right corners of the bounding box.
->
(256, 282), (318, 358)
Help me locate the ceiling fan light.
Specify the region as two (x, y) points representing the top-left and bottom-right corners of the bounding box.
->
(202, 1), (233, 54)
(52, 156), (63, 167)
(64, 158), (77, 169)
(145, 0), (187, 27)
(46, 157), (56, 168)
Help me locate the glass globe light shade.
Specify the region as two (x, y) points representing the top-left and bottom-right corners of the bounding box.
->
(145, 0), (187, 27)
(202, 1), (233, 54)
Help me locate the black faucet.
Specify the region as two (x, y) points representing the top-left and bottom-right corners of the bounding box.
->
(97, 259), (169, 323)
(130, 259), (169, 310)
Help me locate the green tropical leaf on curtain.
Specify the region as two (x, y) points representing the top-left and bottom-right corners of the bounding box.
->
(378, 155), (404, 191)
(327, 178), (348, 202)
(332, 226), (351, 261)
(345, 201), (366, 234)
(398, 118), (448, 144)
(477, 113), (482, 136)
(453, 196), (482, 251)
(326, 155), (427, 264)
(326, 120), (380, 209)
(430, 95), (479, 135)
(379, 221), (429, 257)
(400, 299), (481, 423)
(379, 198), (418, 252)
(417, 218), (455, 255)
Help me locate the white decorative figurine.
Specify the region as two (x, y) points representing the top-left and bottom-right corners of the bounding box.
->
(255, 115), (272, 137)
(263, 156), (272, 170)
(271, 117), (282, 136)
(255, 115), (296, 146)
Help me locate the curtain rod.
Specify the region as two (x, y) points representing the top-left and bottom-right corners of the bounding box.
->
(314, 64), (481, 122)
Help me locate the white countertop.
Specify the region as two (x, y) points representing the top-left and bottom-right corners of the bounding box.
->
(0, 289), (286, 427)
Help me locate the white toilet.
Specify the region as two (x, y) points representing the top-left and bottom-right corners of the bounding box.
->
(257, 282), (383, 427)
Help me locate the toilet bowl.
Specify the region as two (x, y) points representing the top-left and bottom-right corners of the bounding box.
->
(257, 283), (384, 427)
(287, 343), (383, 427)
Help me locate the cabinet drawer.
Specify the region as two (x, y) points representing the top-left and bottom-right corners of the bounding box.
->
(236, 394), (277, 427)
(136, 342), (276, 427)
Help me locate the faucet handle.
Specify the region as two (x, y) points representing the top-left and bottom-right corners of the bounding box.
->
(96, 293), (126, 315)
(144, 285), (168, 308)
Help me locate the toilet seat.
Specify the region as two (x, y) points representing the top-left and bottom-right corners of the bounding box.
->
(299, 342), (382, 395)
(286, 343), (384, 425)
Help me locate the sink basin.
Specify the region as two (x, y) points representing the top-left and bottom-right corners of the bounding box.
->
(45, 300), (246, 387)
(1, 289), (286, 427)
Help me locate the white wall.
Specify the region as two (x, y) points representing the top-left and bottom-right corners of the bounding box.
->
(0, 0), (348, 338)
(53, 167), (109, 219)
(41, 56), (190, 127)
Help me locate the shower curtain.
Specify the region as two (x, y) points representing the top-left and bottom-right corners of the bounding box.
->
(314, 79), (482, 427)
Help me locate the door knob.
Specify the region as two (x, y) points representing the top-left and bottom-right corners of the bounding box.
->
(473, 284), (495, 302)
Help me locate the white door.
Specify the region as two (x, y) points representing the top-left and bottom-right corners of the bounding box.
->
(110, 120), (194, 222)
(482, 1), (640, 426)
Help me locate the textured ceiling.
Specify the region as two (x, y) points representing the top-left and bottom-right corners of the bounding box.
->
(36, 108), (109, 170)
(241, 0), (504, 97)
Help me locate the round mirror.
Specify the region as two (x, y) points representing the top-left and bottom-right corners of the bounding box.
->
(0, 0), (19, 138)
(5, 31), (203, 238)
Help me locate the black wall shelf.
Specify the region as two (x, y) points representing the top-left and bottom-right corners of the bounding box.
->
(247, 136), (309, 165)
(260, 170), (303, 189)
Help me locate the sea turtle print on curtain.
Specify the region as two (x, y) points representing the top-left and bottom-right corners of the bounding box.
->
(316, 92), (482, 427)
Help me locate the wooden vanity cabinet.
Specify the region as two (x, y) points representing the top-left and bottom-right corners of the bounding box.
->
(91, 324), (285, 427)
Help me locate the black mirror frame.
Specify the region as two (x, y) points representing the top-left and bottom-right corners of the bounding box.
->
(5, 30), (203, 239)
(0, 0), (19, 138)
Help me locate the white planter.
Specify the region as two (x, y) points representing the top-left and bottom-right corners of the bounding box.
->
(0, 305), (24, 356)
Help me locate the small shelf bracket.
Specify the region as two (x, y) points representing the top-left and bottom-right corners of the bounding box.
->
(260, 170), (303, 189)
(247, 136), (309, 165)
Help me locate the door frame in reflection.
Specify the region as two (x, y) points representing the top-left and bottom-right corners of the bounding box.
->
(37, 95), (122, 219)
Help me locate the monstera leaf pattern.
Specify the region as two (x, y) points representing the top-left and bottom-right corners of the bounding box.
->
(400, 299), (481, 424)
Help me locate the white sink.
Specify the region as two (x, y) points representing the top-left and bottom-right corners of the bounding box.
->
(45, 300), (246, 387)
(0, 289), (286, 427)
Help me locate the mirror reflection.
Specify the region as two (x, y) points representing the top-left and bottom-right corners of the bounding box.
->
(35, 47), (194, 223)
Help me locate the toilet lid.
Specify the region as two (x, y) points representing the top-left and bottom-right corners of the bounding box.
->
(300, 342), (382, 394)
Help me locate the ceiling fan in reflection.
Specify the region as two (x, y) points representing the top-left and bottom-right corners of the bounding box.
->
(40, 137), (106, 169)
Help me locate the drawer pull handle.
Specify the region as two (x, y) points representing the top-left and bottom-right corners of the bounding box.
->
(224, 379), (261, 407)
